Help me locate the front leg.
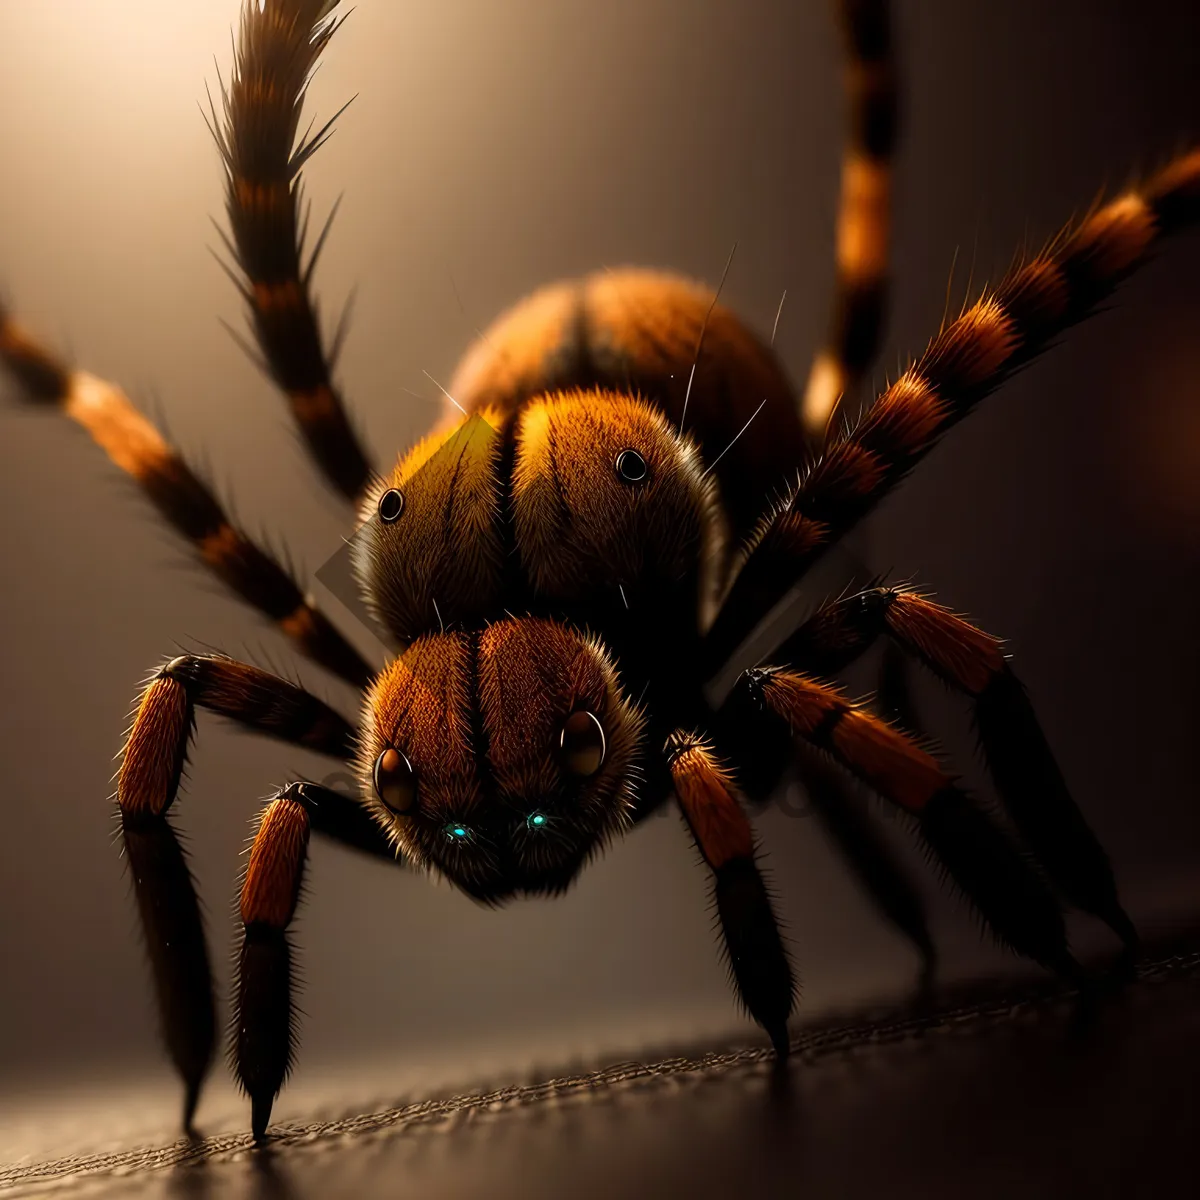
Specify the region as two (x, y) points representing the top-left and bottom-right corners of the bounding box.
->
(665, 732), (796, 1058)
(117, 654), (390, 1130)
(235, 782), (314, 1142)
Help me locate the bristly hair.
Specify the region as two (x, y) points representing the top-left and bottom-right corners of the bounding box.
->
(205, 1), (374, 503)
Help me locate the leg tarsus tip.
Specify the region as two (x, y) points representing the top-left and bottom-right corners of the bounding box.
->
(250, 1094), (275, 1145)
(181, 1079), (203, 1136)
(767, 1023), (791, 1061)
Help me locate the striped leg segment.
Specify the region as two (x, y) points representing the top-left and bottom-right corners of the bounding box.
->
(779, 586), (1137, 956)
(212, 0), (373, 503)
(736, 667), (1081, 978)
(235, 785), (312, 1142)
(707, 149), (1200, 666)
(118, 654), (357, 819)
(665, 732), (796, 1057)
(801, 0), (898, 440)
(0, 312), (373, 688)
(115, 656), (388, 1129)
(711, 685), (935, 984)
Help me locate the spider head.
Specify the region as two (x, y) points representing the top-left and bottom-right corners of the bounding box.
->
(350, 389), (724, 643)
(356, 616), (644, 900)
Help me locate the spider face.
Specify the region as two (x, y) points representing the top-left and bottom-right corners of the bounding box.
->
(351, 388), (724, 644)
(357, 615), (644, 900)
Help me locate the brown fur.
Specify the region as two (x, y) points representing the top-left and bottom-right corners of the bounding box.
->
(356, 619), (643, 888)
(354, 411), (507, 643)
(240, 797), (310, 929)
(512, 389), (721, 612)
(761, 669), (950, 813)
(669, 738), (755, 870)
(885, 592), (1005, 695)
(117, 677), (191, 817)
(448, 268), (807, 536)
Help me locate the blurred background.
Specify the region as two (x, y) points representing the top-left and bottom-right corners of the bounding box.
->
(1, 0), (1199, 1164)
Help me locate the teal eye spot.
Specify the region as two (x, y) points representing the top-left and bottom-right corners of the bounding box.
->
(444, 823), (471, 842)
(526, 811), (549, 830)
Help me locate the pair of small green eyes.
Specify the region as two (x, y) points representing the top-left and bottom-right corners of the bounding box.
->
(445, 811), (547, 841)
(377, 450), (646, 527)
(372, 710), (607, 818)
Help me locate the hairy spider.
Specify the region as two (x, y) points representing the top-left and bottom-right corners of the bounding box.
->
(2, 0), (1197, 1142)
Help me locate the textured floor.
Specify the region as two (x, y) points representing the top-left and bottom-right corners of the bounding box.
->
(4, 943), (1199, 1199)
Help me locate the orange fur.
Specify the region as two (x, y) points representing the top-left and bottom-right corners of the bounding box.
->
(1066, 194), (1155, 283)
(355, 411), (507, 641)
(449, 268), (806, 535)
(358, 620), (642, 888)
(921, 296), (1019, 392)
(240, 797), (310, 929)
(232, 177), (290, 215)
(64, 373), (176, 484)
(836, 152), (892, 285)
(361, 633), (481, 823)
(760, 669), (949, 812)
(511, 389), (719, 608)
(252, 279), (305, 313)
(857, 373), (949, 457)
(803, 440), (886, 503)
(118, 676), (191, 817)
(885, 592), (1005, 695)
(669, 738), (755, 869)
(830, 710), (947, 812)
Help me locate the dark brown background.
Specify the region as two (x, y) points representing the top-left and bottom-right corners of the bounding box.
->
(1, 0), (1199, 1150)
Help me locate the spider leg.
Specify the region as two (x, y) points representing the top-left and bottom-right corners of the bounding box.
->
(778, 585), (1137, 960)
(730, 666), (1084, 983)
(665, 732), (796, 1058)
(801, 0), (898, 441)
(0, 312), (373, 688)
(711, 691), (936, 991)
(117, 654), (394, 1130)
(792, 742), (937, 994)
(234, 782), (313, 1142)
(706, 148), (1200, 667)
(215, 0), (374, 504)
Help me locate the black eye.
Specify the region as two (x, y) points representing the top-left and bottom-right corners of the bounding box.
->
(559, 710), (607, 777)
(614, 448), (648, 485)
(373, 747), (417, 813)
(378, 488), (405, 523)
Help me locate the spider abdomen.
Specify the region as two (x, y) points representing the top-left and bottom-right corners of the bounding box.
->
(447, 267), (807, 535)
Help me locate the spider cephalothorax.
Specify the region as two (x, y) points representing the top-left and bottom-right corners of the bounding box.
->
(355, 617), (644, 900)
(3, 0), (1198, 1145)
(352, 388), (725, 642)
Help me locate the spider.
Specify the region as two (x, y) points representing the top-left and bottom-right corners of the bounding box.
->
(1, 0), (1197, 1143)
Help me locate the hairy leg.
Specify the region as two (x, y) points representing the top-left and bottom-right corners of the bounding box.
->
(706, 149), (1200, 667)
(802, 0), (899, 441)
(116, 655), (392, 1128)
(213, 0), (374, 503)
(728, 665), (1083, 981)
(665, 732), (796, 1057)
(0, 314), (373, 688)
(778, 586), (1137, 957)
